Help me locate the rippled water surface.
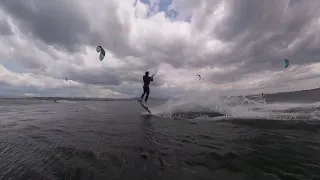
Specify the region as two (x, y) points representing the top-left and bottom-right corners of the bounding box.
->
(0, 99), (320, 180)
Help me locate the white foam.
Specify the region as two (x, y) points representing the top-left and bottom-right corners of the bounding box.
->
(150, 92), (320, 121)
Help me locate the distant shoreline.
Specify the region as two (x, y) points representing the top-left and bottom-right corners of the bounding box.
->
(0, 97), (169, 101)
(1, 86), (320, 102)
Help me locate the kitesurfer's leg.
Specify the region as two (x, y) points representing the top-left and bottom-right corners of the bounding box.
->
(145, 87), (150, 103)
(140, 92), (145, 100)
(140, 86), (147, 101)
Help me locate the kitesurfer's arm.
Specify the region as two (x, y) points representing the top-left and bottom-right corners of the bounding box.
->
(150, 76), (153, 81)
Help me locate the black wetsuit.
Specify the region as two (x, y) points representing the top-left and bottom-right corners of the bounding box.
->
(140, 75), (153, 102)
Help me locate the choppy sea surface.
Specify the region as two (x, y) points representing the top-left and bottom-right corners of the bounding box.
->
(0, 92), (320, 180)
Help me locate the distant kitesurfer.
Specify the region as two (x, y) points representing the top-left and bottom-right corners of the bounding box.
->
(139, 71), (153, 106)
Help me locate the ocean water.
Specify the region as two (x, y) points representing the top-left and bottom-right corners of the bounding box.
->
(0, 93), (320, 180)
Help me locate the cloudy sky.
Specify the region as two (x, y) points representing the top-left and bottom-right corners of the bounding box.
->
(1, 0), (320, 98)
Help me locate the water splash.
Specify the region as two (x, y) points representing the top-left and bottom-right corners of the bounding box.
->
(150, 93), (320, 121)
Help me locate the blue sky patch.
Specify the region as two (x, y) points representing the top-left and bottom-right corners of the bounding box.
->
(134, 0), (179, 20)
(0, 59), (29, 73)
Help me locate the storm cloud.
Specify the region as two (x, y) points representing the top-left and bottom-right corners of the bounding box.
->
(0, 0), (320, 98)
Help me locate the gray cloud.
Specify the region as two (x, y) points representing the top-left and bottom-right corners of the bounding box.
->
(0, 84), (36, 97)
(88, 2), (141, 59)
(0, 19), (12, 35)
(65, 66), (122, 86)
(0, 0), (90, 52)
(188, 0), (320, 83)
(63, 65), (166, 87)
(1, 0), (320, 98)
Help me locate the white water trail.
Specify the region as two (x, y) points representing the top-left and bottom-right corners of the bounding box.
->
(150, 92), (320, 121)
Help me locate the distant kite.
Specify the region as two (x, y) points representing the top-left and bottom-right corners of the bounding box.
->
(196, 74), (201, 80)
(284, 59), (289, 68)
(96, 45), (106, 61)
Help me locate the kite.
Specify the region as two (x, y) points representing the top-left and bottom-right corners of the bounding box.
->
(196, 74), (201, 80)
(96, 45), (106, 61)
(284, 59), (289, 68)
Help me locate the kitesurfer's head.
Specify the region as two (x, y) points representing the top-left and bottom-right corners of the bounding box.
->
(145, 71), (149, 76)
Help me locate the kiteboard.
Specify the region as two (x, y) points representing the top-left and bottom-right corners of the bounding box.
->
(140, 113), (153, 117)
(137, 100), (152, 114)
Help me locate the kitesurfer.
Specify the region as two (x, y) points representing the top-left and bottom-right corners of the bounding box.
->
(139, 71), (153, 105)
